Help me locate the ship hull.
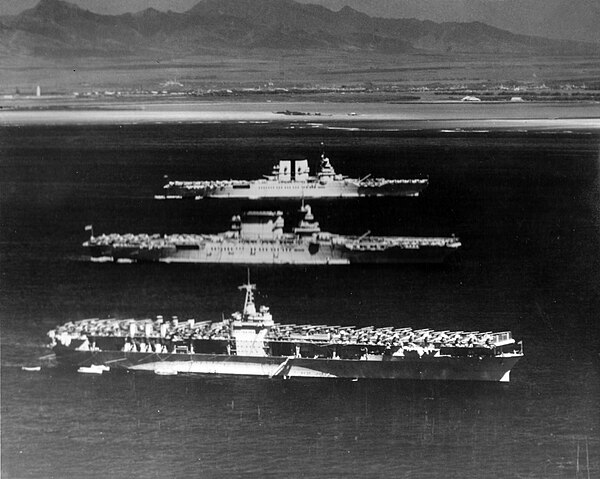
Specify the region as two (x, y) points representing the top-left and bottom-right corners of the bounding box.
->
(158, 181), (427, 200)
(85, 242), (458, 265)
(53, 347), (520, 382)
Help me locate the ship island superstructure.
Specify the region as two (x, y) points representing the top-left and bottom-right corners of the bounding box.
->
(83, 204), (461, 264)
(48, 278), (523, 381)
(155, 148), (428, 200)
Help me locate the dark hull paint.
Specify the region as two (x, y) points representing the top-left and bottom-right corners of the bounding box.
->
(343, 246), (456, 264)
(54, 347), (520, 382)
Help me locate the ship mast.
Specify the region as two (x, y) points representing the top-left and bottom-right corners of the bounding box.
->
(238, 270), (257, 317)
(318, 142), (335, 179)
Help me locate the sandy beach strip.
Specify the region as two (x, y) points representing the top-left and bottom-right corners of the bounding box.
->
(0, 101), (599, 128)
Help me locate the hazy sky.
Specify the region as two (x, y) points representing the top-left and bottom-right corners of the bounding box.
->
(0, 0), (503, 16)
(0, 0), (201, 15)
(0, 0), (521, 17)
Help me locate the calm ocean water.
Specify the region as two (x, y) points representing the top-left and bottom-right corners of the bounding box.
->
(1, 122), (598, 478)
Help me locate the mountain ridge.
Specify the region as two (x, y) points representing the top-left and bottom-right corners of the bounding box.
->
(1, 0), (596, 59)
(296, 0), (600, 44)
(1, 0), (598, 45)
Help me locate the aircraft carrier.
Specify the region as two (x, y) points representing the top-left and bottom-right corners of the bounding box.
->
(48, 277), (523, 382)
(155, 147), (428, 200)
(83, 204), (460, 264)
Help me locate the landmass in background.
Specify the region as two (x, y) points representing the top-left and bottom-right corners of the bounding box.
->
(1, 0), (598, 44)
(0, 0), (598, 102)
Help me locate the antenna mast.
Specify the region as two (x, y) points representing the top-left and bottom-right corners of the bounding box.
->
(238, 269), (256, 316)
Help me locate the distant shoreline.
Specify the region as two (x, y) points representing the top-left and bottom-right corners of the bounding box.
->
(1, 100), (599, 129)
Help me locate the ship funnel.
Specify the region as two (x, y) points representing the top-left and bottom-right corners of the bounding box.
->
(273, 214), (284, 239)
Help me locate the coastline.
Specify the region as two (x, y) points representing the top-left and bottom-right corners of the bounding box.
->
(1, 100), (599, 129)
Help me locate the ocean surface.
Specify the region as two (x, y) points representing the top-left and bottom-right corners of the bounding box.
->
(1, 121), (598, 478)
